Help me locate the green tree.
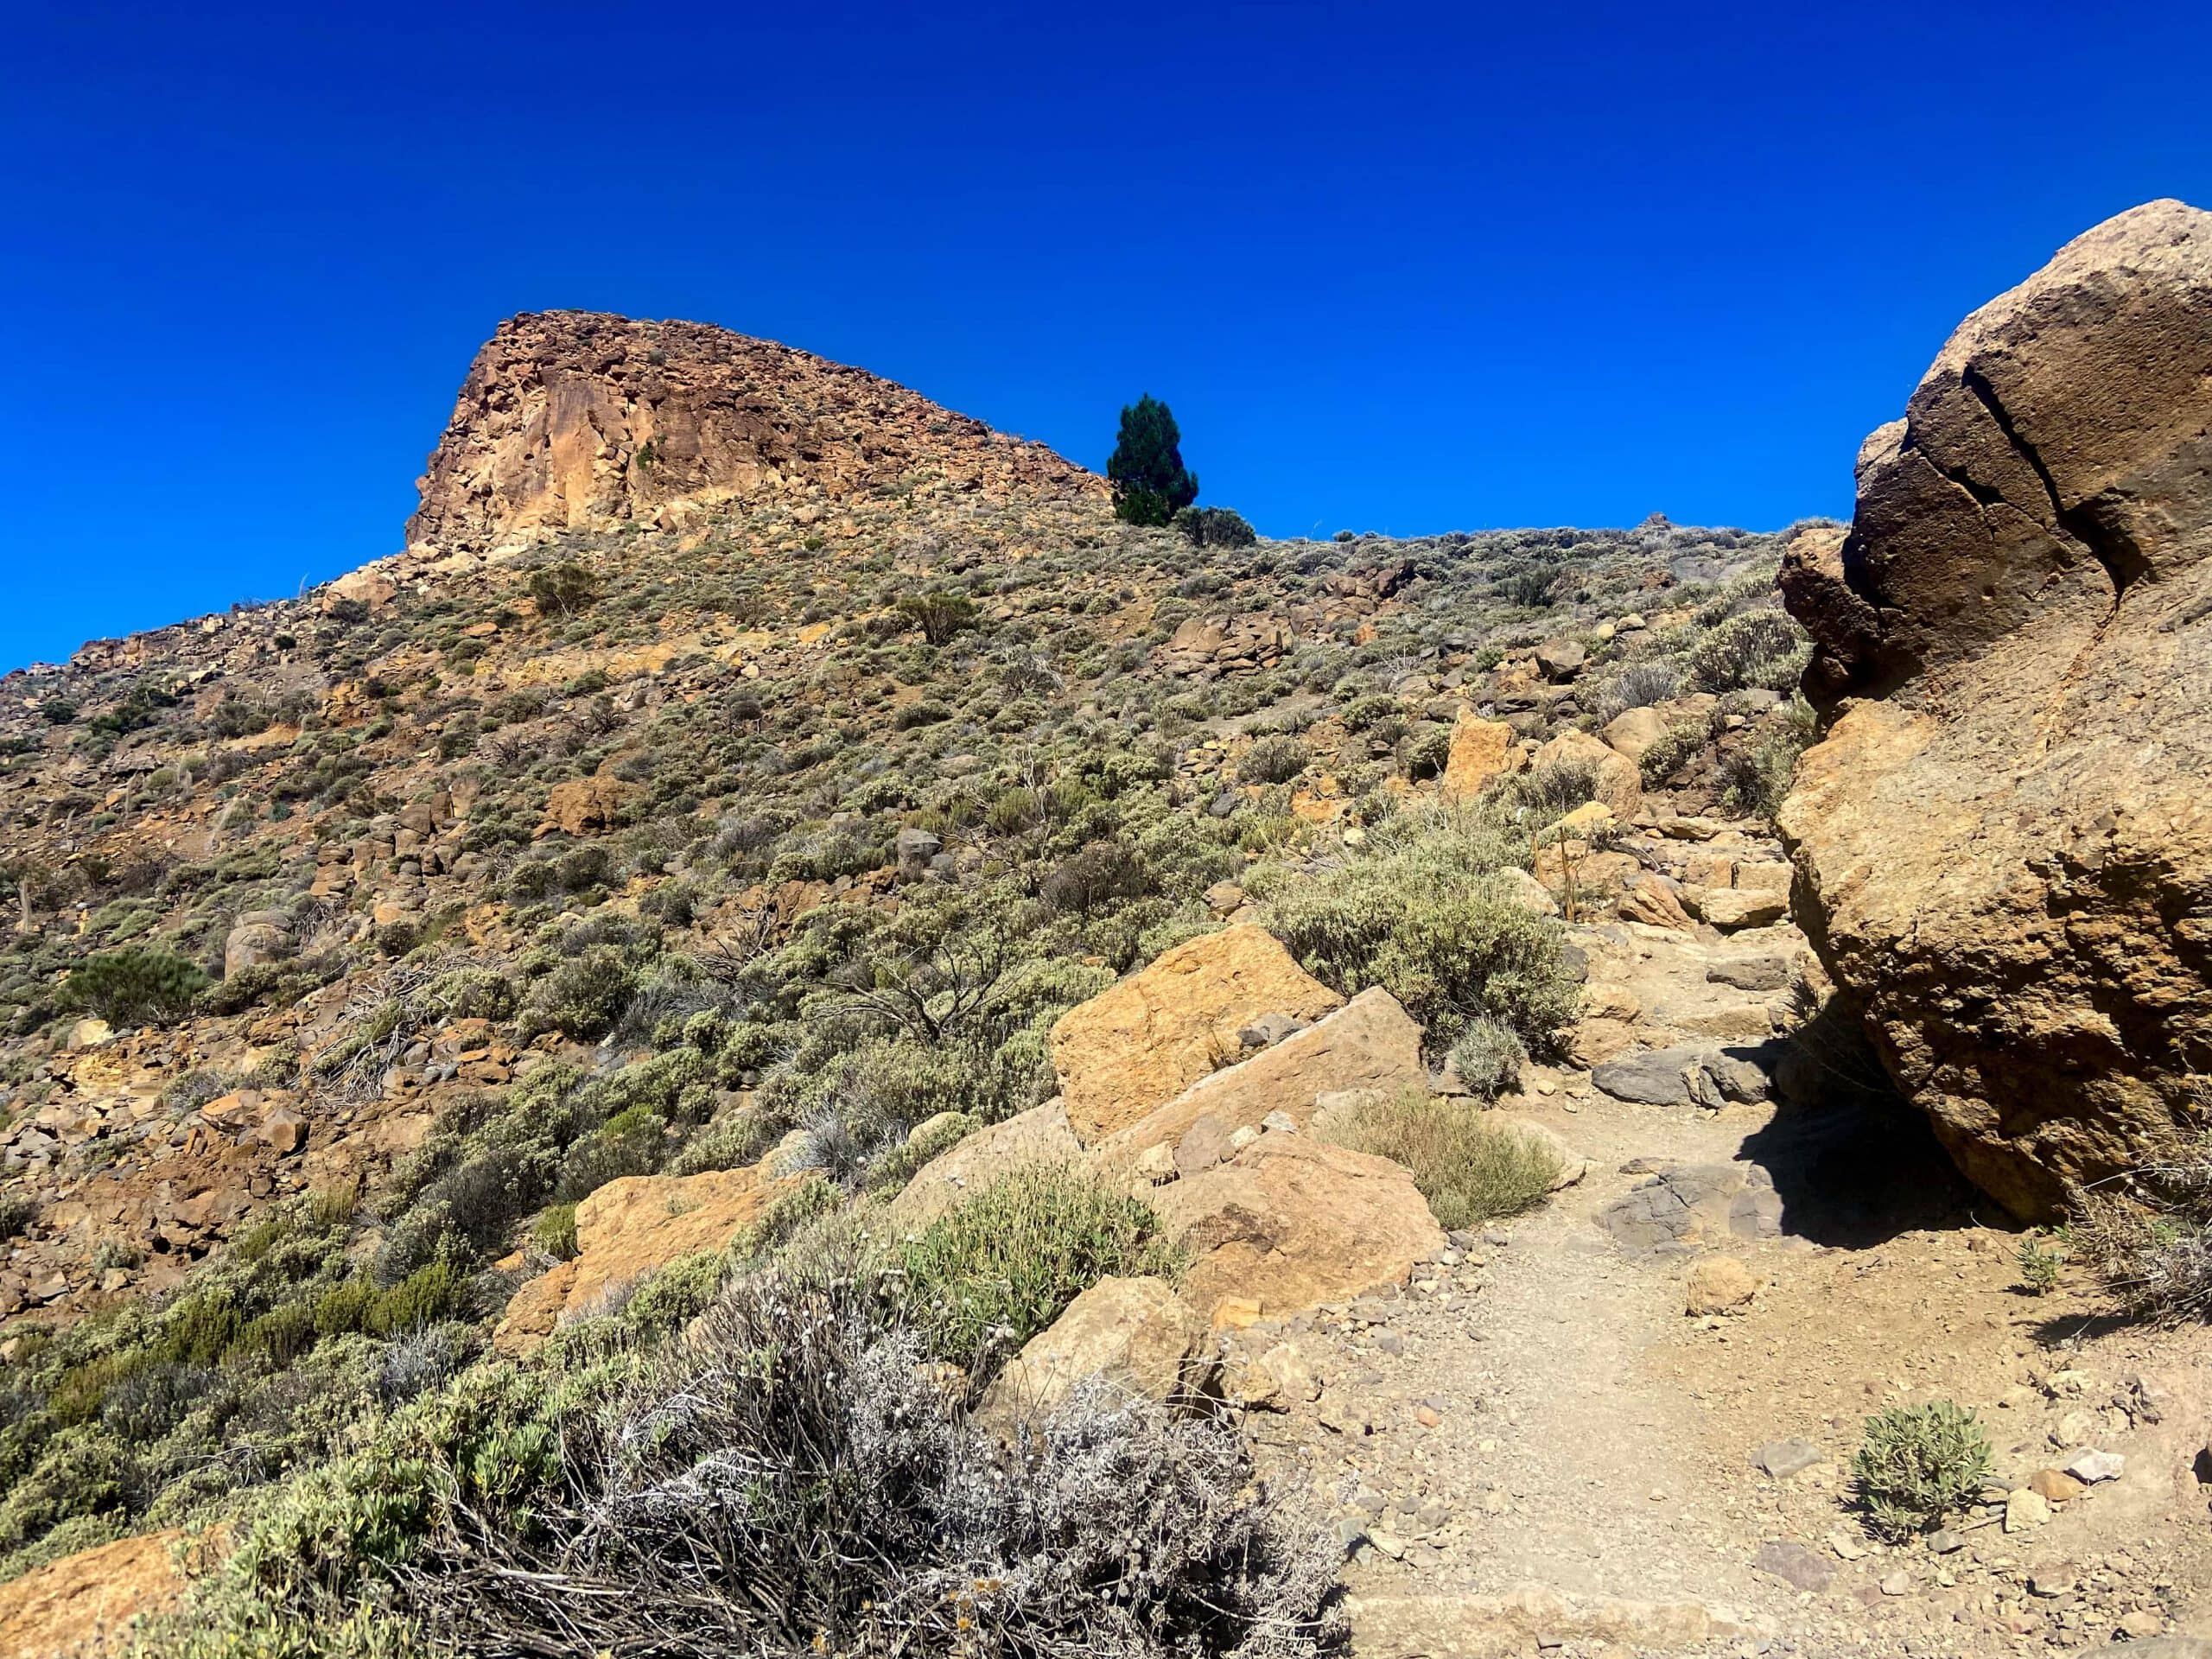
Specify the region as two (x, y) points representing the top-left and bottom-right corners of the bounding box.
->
(1107, 394), (1199, 526)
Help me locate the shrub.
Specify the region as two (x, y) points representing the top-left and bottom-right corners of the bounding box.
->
(381, 1255), (1339, 1659)
(1325, 1091), (1560, 1228)
(1590, 658), (1681, 725)
(1107, 394), (1198, 527)
(1717, 697), (1815, 820)
(1637, 720), (1711, 787)
(1446, 1014), (1527, 1101)
(520, 945), (638, 1040)
(1500, 568), (1555, 608)
(1684, 607), (1807, 695)
(1238, 734), (1309, 785)
(0, 1192), (35, 1243)
(61, 947), (207, 1026)
(1851, 1402), (1992, 1540)
(1173, 505), (1256, 548)
(1264, 807), (1579, 1055)
(2068, 1136), (2212, 1321)
(527, 563), (597, 618)
(894, 589), (979, 646)
(896, 1166), (1179, 1366)
(531, 1204), (580, 1262)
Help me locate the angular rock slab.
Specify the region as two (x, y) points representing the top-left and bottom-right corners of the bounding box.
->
(1779, 199), (2212, 1217)
(1050, 924), (1342, 1144)
(1152, 1132), (1446, 1322)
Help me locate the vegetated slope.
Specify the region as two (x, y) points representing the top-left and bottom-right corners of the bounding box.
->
(0, 314), (1813, 1637)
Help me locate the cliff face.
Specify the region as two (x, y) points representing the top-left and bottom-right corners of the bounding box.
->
(405, 310), (1103, 549)
(1779, 199), (2212, 1218)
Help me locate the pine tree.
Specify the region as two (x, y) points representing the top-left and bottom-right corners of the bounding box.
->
(1107, 395), (1199, 526)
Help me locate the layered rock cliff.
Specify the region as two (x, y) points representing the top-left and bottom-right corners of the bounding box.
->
(405, 310), (1103, 550)
(1779, 199), (2212, 1218)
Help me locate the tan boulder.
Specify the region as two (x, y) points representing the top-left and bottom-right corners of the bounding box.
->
(979, 1275), (1212, 1421)
(885, 1101), (1081, 1232)
(1533, 728), (1641, 818)
(1440, 711), (1522, 800)
(1600, 705), (1670, 762)
(494, 1162), (804, 1354)
(1683, 1254), (1758, 1315)
(540, 775), (636, 837)
(1151, 1132), (1446, 1322)
(0, 1530), (188, 1659)
(1050, 925), (1342, 1144)
(1091, 988), (1426, 1173)
(1778, 199), (2212, 1217)
(1695, 886), (1789, 931)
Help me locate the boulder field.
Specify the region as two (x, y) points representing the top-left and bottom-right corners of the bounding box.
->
(1780, 198), (2212, 1218)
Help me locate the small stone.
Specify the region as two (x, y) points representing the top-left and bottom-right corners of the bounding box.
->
(2063, 1448), (2125, 1484)
(1414, 1404), (1441, 1427)
(1878, 1571), (1912, 1597)
(2028, 1467), (2087, 1503)
(1827, 1530), (1867, 1561)
(1260, 1109), (1299, 1134)
(2118, 1609), (2165, 1638)
(1926, 1529), (1965, 1554)
(2027, 1571), (2075, 1598)
(1369, 1530), (1407, 1560)
(1752, 1539), (1833, 1592)
(2052, 1408), (2100, 1447)
(2003, 1487), (2050, 1533)
(1752, 1438), (1824, 1479)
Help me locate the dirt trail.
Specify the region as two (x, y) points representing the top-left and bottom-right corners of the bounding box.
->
(1237, 821), (2212, 1657)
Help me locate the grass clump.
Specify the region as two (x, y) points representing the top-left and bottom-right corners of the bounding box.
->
(1851, 1401), (1992, 1540)
(1325, 1091), (1562, 1229)
(895, 1165), (1180, 1365)
(2068, 1135), (2212, 1322)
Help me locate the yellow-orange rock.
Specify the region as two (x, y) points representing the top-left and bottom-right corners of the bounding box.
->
(540, 775), (636, 837)
(0, 1531), (188, 1659)
(885, 1101), (1082, 1233)
(979, 1275), (1211, 1422)
(494, 1163), (804, 1354)
(1151, 1132), (1446, 1321)
(1050, 925), (1342, 1144)
(1533, 728), (1642, 819)
(1441, 712), (1520, 800)
(1091, 988), (1426, 1173)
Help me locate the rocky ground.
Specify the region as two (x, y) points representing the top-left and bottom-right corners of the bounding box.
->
(1224, 816), (2212, 1657)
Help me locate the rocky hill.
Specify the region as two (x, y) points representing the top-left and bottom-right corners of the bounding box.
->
(3, 239), (2211, 1659)
(405, 310), (1103, 550)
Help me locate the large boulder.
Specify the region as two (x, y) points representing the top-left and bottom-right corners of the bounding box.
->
(1779, 199), (2212, 1217)
(1090, 988), (1427, 1173)
(0, 1530), (188, 1659)
(1532, 728), (1641, 819)
(978, 1275), (1213, 1422)
(495, 1163), (804, 1353)
(1440, 711), (1522, 799)
(1151, 1131), (1446, 1321)
(1050, 925), (1342, 1143)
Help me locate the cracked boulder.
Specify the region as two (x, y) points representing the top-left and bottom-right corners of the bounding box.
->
(1779, 198), (2212, 1217)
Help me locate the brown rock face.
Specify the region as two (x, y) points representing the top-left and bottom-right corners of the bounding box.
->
(407, 311), (1103, 550)
(0, 1530), (188, 1658)
(1779, 199), (2212, 1218)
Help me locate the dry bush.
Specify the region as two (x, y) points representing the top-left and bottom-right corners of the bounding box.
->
(405, 1252), (1342, 1659)
(2069, 1134), (2212, 1322)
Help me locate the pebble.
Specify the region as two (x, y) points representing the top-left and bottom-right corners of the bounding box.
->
(1753, 1539), (1833, 1592)
(2004, 1488), (2051, 1533)
(1751, 1437), (1823, 1479)
(2064, 1448), (2125, 1484)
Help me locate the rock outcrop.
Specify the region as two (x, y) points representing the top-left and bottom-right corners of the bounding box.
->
(0, 1530), (188, 1658)
(407, 311), (1103, 550)
(1779, 199), (2212, 1217)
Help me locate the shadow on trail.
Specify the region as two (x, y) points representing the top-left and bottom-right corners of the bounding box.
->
(1732, 995), (1980, 1250)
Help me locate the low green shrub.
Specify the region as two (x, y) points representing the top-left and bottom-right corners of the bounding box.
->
(61, 947), (207, 1026)
(895, 1166), (1179, 1366)
(1851, 1401), (1991, 1540)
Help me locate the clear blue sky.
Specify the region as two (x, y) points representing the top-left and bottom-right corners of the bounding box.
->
(3, 1), (2208, 671)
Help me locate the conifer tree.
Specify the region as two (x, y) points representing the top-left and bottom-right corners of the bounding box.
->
(1107, 395), (1199, 526)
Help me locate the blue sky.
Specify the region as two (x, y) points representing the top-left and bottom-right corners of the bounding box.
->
(3, 1), (2209, 671)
